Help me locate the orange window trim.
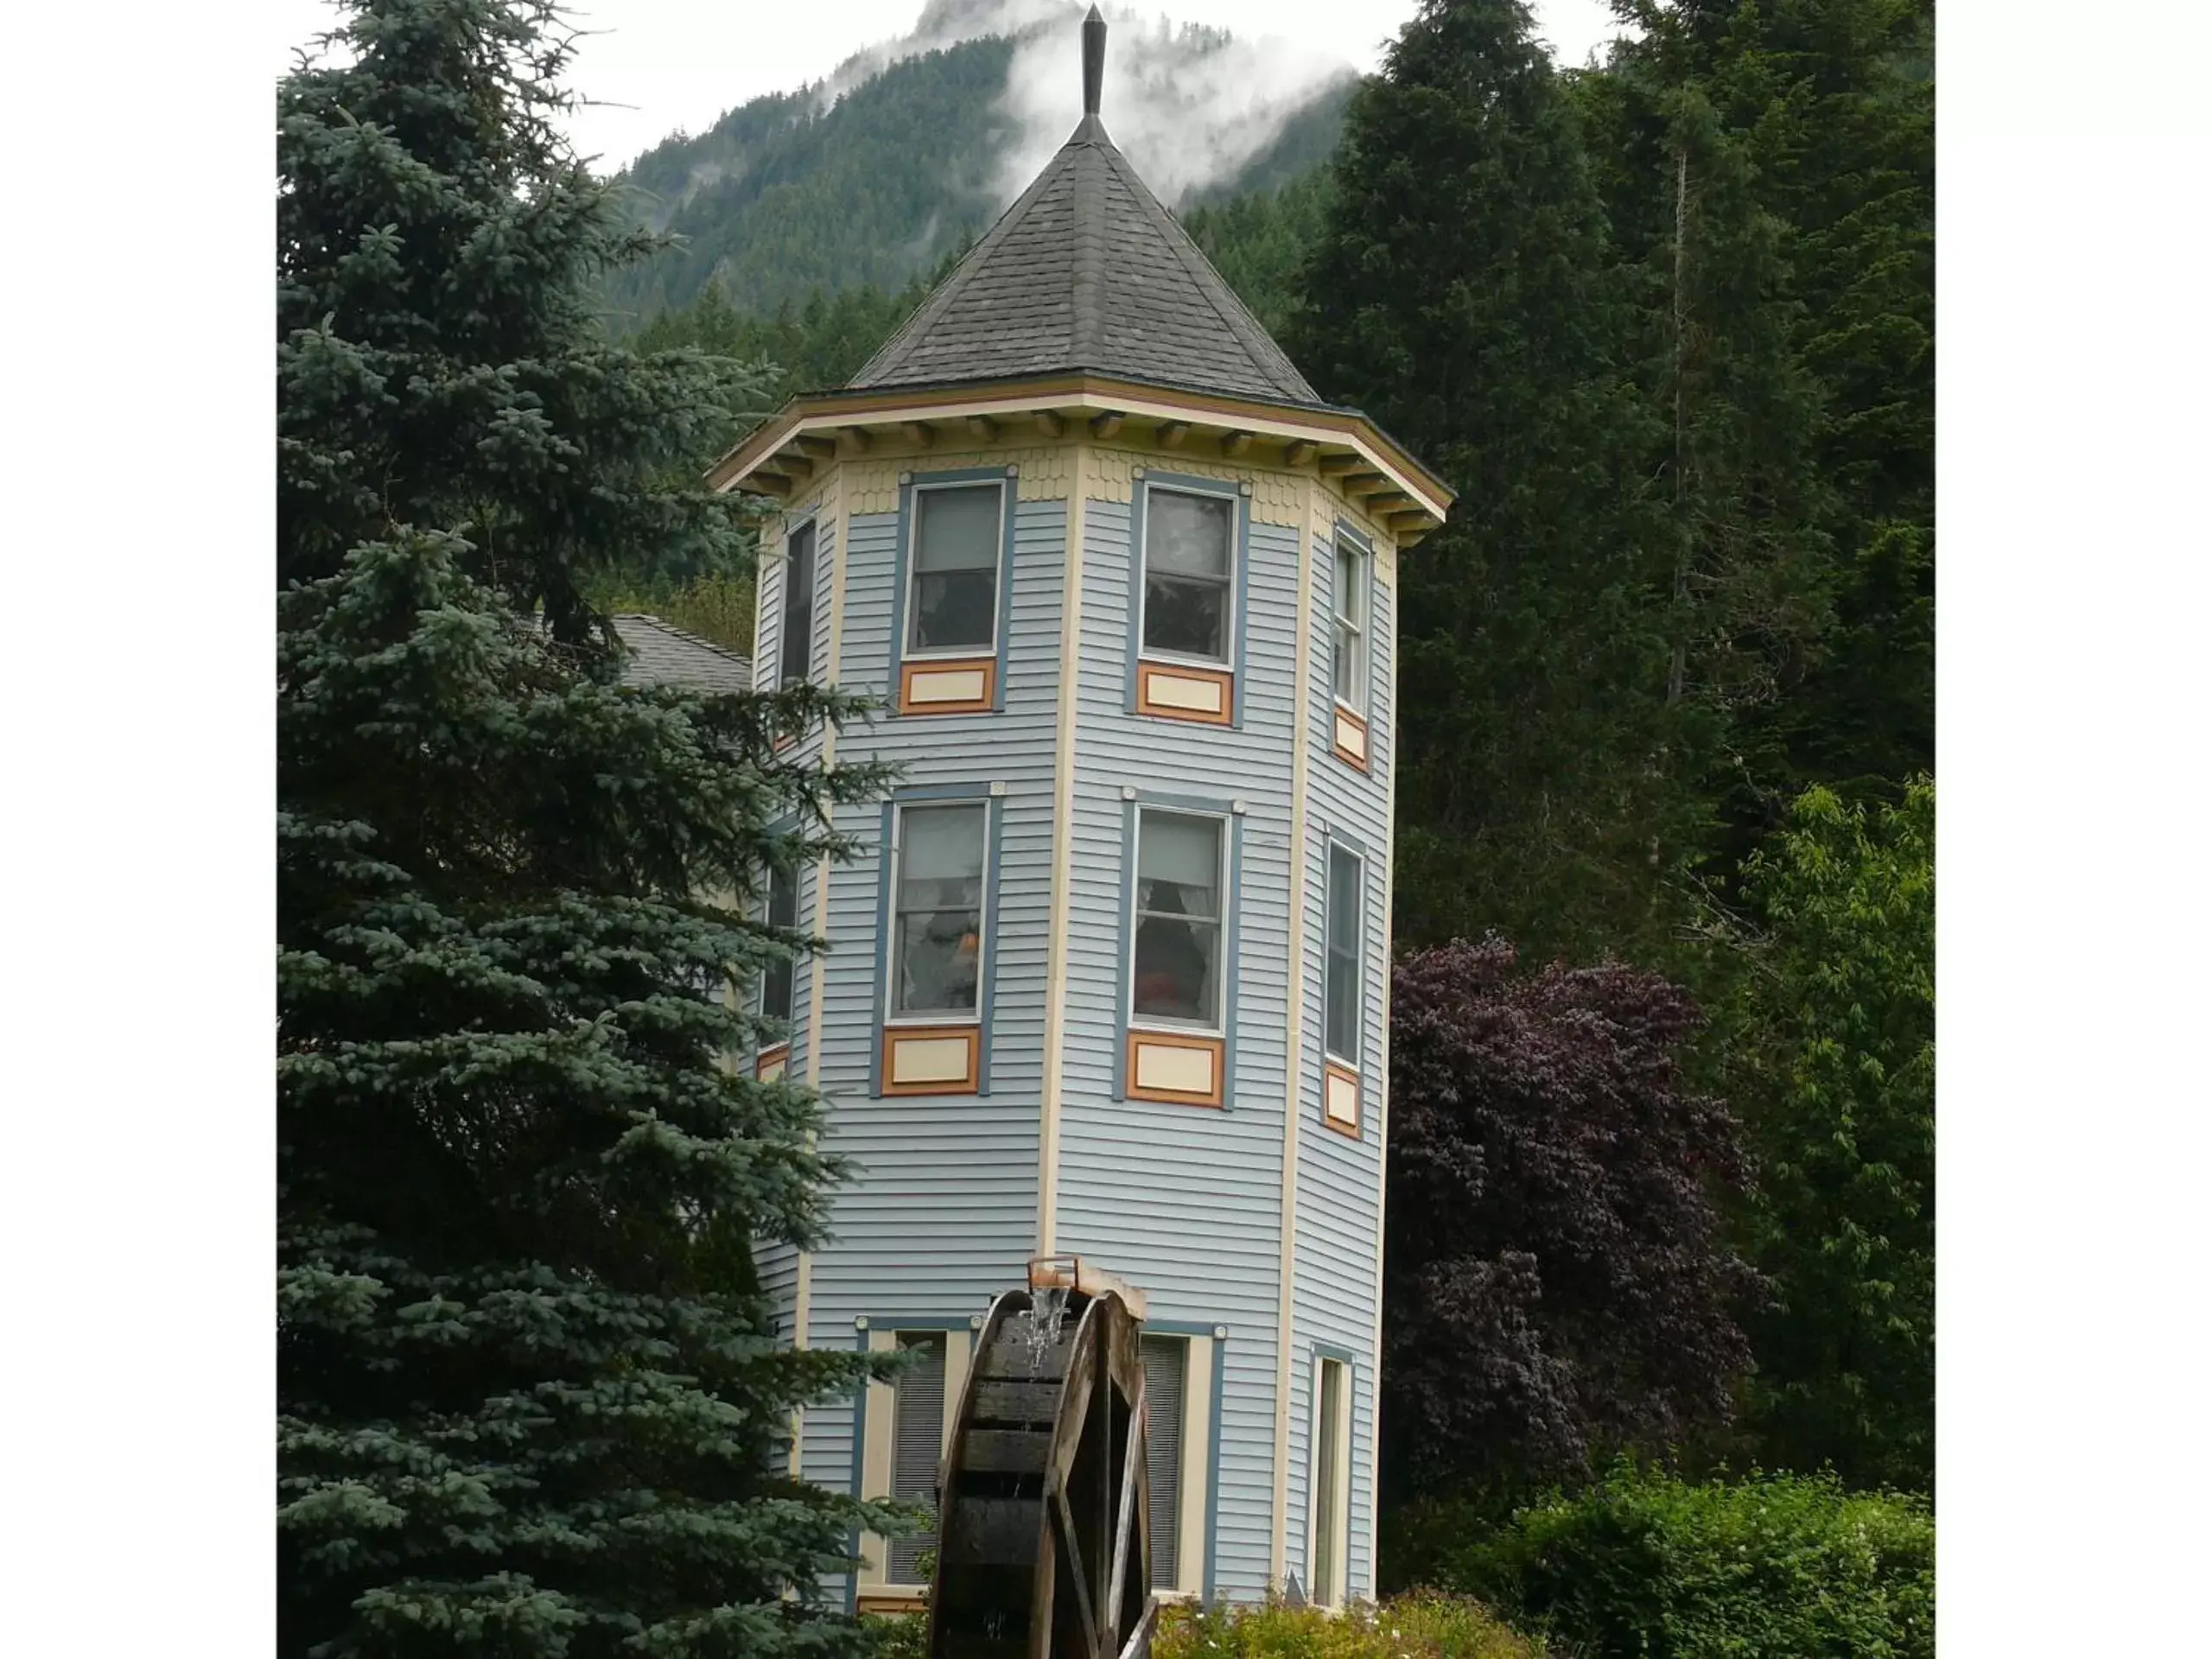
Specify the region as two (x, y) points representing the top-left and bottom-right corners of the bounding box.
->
(1330, 706), (1371, 772)
(880, 1024), (982, 1096)
(1125, 1028), (1227, 1109)
(897, 655), (997, 716)
(1135, 660), (1236, 727)
(1322, 1059), (1363, 1137)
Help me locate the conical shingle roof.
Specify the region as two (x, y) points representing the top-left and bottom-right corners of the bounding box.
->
(847, 111), (1322, 408)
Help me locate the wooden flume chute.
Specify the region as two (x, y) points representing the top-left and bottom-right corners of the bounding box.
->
(925, 1258), (1157, 1659)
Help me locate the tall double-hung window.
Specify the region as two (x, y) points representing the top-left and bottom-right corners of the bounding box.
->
(779, 518), (816, 686)
(898, 474), (1007, 716)
(1132, 810), (1224, 1028)
(1329, 527), (1374, 769)
(880, 799), (990, 1096)
(1322, 842), (1365, 1133)
(1134, 479), (1240, 726)
(760, 860), (798, 1026)
(1124, 805), (1230, 1107)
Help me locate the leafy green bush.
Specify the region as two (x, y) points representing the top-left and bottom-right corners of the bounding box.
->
(1157, 1591), (1543, 1659)
(863, 1611), (926, 1659)
(1447, 1466), (1933, 1659)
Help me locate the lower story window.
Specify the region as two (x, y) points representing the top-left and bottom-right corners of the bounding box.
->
(1311, 1356), (1350, 1606)
(1141, 1335), (1187, 1590)
(885, 1332), (947, 1586)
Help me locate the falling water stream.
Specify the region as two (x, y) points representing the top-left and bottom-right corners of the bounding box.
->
(1016, 1284), (1071, 1374)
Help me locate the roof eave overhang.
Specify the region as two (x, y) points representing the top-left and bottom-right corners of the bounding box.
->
(705, 372), (1455, 539)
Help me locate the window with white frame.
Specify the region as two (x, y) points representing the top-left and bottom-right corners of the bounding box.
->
(884, 1332), (946, 1584)
(1310, 1356), (1350, 1606)
(889, 803), (987, 1019)
(906, 481), (1003, 655)
(760, 857), (798, 1027)
(1130, 809), (1225, 1029)
(1332, 537), (1370, 708)
(1325, 843), (1363, 1064)
(1141, 486), (1236, 664)
(779, 518), (816, 685)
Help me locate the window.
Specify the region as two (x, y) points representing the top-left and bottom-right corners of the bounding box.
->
(885, 1333), (946, 1584)
(1141, 1335), (1187, 1590)
(890, 804), (987, 1019)
(1325, 844), (1363, 1063)
(1332, 537), (1369, 707)
(1141, 487), (1235, 664)
(1311, 1357), (1349, 1606)
(760, 858), (798, 1027)
(907, 482), (1002, 654)
(779, 519), (816, 685)
(1131, 810), (1225, 1030)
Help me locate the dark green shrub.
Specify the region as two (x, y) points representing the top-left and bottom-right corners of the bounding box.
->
(1449, 1466), (1933, 1658)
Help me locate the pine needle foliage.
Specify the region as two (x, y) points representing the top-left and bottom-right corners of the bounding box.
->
(1285, 0), (1693, 967)
(277, 4), (900, 1653)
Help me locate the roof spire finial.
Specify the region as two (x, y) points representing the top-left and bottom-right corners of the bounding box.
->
(1082, 6), (1106, 118)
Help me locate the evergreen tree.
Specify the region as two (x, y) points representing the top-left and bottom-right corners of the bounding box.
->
(1730, 781), (1935, 1491)
(1569, 59), (1837, 877)
(1286, 0), (1696, 968)
(279, 0), (753, 639)
(1179, 168), (1337, 342)
(1599, 0), (1935, 820)
(277, 4), (897, 1652)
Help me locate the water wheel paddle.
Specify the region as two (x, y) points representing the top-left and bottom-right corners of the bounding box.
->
(926, 1271), (1155, 1659)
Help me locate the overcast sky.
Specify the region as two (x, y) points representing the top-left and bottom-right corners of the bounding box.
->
(276, 1), (1627, 175)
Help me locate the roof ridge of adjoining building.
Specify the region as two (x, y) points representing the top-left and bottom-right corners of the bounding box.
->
(610, 611), (752, 670)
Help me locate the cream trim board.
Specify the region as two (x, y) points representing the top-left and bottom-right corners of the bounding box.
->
(1175, 1336), (1215, 1592)
(1132, 1036), (1217, 1096)
(1365, 541), (1402, 1597)
(1270, 493), (1319, 1582)
(887, 1033), (976, 1085)
(856, 1326), (899, 1587)
(1332, 708), (1370, 766)
(907, 665), (989, 703)
(1324, 1065), (1360, 1129)
(1142, 667), (1227, 715)
(1037, 443), (1089, 1254)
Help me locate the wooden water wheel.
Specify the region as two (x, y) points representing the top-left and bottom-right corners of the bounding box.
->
(925, 1262), (1155, 1659)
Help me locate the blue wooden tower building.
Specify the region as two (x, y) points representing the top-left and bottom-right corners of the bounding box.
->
(710, 10), (1451, 1614)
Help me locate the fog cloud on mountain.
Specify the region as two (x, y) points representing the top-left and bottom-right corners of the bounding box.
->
(819, 0), (1357, 209)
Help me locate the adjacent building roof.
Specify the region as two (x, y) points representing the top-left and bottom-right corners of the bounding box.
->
(847, 112), (1321, 408)
(607, 613), (752, 696)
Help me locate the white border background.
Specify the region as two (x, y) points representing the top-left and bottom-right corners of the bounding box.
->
(4, 0), (2209, 1649)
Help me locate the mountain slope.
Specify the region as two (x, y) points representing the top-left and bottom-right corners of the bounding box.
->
(605, 16), (1353, 329)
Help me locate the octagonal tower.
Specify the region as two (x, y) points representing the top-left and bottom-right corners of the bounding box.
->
(710, 8), (1451, 1613)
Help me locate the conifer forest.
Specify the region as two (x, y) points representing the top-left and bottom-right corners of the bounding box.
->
(278, 2), (1935, 1655)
